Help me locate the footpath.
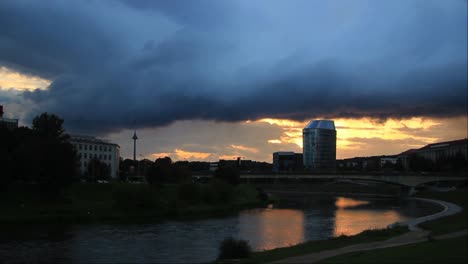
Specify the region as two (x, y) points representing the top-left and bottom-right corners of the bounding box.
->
(270, 198), (465, 264)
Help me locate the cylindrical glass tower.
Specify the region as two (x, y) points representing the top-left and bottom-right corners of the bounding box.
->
(303, 120), (336, 171)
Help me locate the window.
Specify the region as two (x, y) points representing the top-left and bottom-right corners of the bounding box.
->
(99, 154), (102, 159)
(84, 145), (88, 150)
(84, 153), (87, 158)
(79, 144), (82, 150)
(94, 145), (97, 151)
(99, 146), (102, 151)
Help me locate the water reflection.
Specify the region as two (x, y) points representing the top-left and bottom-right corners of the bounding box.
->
(239, 208), (305, 250)
(0, 196), (437, 263)
(334, 209), (405, 236)
(335, 197), (370, 209)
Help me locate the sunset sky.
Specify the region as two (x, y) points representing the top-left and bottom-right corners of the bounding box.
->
(1, 0), (466, 162)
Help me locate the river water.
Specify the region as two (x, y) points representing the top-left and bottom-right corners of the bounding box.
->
(0, 196), (441, 263)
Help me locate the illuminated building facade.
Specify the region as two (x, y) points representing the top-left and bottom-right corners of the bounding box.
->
(303, 120), (336, 171)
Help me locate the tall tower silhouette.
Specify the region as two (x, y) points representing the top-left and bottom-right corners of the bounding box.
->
(132, 131), (138, 161)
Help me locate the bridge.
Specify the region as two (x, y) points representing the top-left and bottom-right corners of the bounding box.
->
(236, 174), (467, 187)
(194, 173), (467, 187)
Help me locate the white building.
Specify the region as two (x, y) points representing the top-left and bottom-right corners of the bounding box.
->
(69, 135), (120, 179)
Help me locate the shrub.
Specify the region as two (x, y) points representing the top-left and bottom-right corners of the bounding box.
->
(201, 180), (232, 204)
(112, 184), (157, 210)
(178, 183), (200, 204)
(218, 236), (252, 260)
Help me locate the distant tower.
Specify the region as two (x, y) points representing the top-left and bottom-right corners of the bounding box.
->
(303, 120), (336, 171)
(132, 131), (138, 161)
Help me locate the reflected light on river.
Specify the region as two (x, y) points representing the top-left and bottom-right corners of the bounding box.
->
(335, 197), (370, 209)
(334, 208), (405, 237)
(239, 209), (305, 251)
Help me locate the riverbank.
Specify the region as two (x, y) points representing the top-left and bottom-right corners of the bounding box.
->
(0, 182), (266, 224)
(238, 187), (467, 263)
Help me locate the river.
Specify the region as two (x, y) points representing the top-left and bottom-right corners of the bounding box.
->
(0, 196), (441, 263)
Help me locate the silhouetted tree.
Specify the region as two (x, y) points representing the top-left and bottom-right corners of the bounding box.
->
(173, 161), (192, 183)
(32, 113), (76, 197)
(87, 158), (110, 181)
(146, 157), (172, 185)
(32, 112), (69, 142)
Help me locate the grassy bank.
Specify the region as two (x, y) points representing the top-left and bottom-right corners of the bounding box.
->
(238, 227), (409, 263)
(318, 235), (468, 264)
(0, 181), (265, 224)
(415, 188), (468, 235)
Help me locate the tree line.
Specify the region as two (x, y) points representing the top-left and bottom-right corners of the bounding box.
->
(0, 113), (76, 198)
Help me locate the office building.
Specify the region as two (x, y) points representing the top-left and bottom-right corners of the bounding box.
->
(303, 120), (336, 171)
(69, 135), (120, 179)
(273, 152), (303, 172)
(399, 139), (467, 170)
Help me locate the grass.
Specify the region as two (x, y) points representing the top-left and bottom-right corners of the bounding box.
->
(0, 182), (265, 224)
(318, 235), (468, 264)
(239, 227), (409, 263)
(416, 188), (468, 235)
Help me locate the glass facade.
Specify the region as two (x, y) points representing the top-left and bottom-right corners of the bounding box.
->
(303, 120), (336, 170)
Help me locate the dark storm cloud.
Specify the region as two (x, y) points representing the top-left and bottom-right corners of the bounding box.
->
(0, 0), (466, 134)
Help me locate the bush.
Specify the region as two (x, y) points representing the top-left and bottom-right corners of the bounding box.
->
(218, 237), (252, 260)
(178, 183), (200, 204)
(201, 180), (232, 204)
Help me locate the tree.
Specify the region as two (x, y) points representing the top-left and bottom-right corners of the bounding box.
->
(146, 157), (172, 185)
(31, 113), (76, 198)
(87, 158), (110, 181)
(173, 161), (192, 183)
(32, 112), (68, 142)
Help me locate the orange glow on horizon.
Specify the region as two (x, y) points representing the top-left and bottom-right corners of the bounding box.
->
(230, 144), (259, 153)
(253, 116), (465, 159)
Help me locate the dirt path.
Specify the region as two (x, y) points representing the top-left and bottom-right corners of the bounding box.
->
(270, 198), (464, 264)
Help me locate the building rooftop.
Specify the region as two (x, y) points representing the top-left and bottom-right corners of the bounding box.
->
(273, 151), (295, 155)
(69, 134), (119, 147)
(304, 120), (335, 130)
(419, 138), (467, 150)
